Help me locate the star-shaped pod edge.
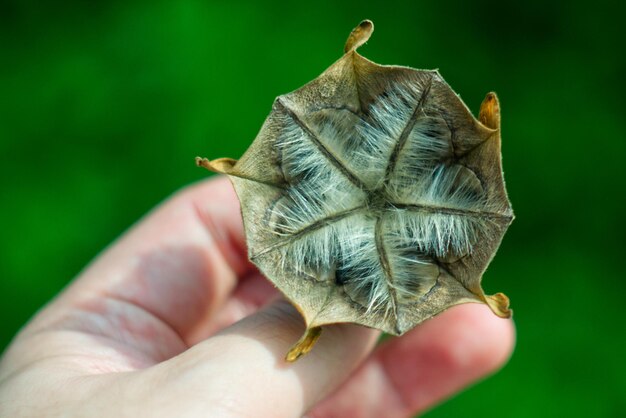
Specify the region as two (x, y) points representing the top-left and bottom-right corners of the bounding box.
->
(197, 20), (513, 361)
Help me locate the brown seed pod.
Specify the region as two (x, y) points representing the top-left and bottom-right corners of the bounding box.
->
(197, 19), (513, 362)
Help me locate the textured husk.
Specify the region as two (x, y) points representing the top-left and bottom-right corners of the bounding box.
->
(197, 20), (513, 361)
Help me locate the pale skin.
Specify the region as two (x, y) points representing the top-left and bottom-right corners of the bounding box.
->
(0, 176), (515, 417)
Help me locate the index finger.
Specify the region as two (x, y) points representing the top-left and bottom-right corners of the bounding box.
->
(27, 176), (255, 343)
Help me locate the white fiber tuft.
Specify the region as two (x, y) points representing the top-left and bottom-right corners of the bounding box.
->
(265, 84), (493, 317)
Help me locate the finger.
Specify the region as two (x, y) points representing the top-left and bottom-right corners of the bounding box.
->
(25, 176), (259, 344)
(186, 271), (281, 344)
(137, 300), (380, 418)
(309, 304), (515, 418)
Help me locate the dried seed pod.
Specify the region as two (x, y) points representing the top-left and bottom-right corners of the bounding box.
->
(197, 19), (513, 362)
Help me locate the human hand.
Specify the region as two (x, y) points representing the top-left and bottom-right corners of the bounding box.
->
(0, 176), (514, 417)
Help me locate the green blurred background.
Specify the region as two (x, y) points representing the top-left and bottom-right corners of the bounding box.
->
(1, 1), (624, 416)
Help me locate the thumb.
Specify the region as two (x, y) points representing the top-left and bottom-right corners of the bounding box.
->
(135, 300), (379, 417)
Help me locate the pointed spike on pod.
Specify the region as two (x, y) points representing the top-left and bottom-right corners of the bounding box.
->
(478, 92), (501, 130)
(344, 19), (374, 54)
(195, 157), (237, 174)
(285, 326), (323, 362)
(484, 292), (512, 318)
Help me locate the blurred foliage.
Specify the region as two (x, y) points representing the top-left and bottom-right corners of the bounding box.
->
(1, 0), (624, 416)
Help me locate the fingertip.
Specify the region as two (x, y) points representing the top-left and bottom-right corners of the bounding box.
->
(377, 303), (516, 414)
(427, 304), (515, 373)
(465, 304), (516, 374)
(384, 303), (514, 371)
(178, 175), (237, 206)
(175, 175), (255, 277)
